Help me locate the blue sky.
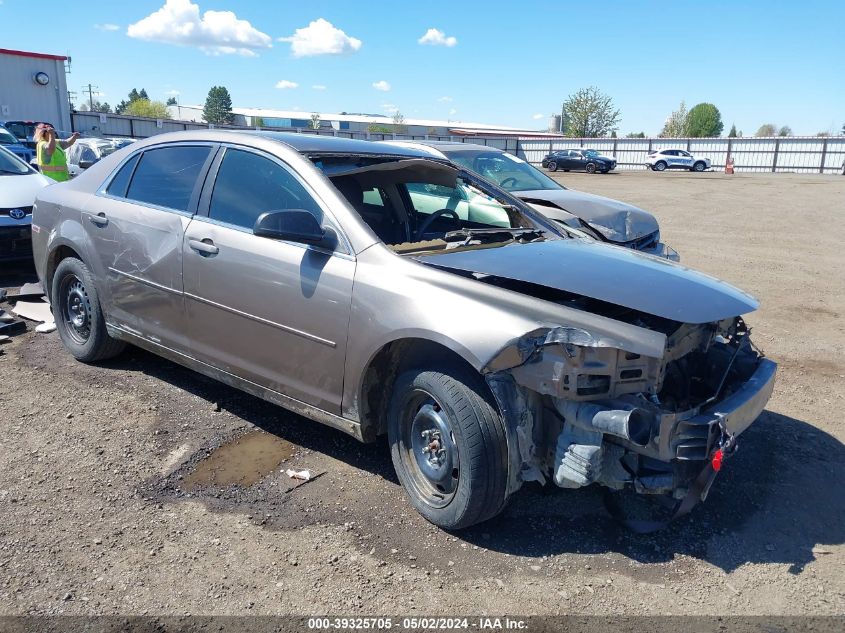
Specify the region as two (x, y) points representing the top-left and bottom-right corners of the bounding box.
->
(2, 0), (843, 135)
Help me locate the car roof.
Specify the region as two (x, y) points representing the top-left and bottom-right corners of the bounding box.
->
(386, 139), (502, 154)
(244, 131), (430, 157)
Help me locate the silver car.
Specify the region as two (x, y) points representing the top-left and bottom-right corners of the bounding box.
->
(32, 131), (776, 529)
(381, 141), (677, 260)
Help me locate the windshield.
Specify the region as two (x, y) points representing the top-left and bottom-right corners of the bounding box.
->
(313, 155), (560, 255)
(584, 149), (600, 157)
(0, 147), (33, 175)
(0, 127), (19, 145)
(444, 149), (565, 193)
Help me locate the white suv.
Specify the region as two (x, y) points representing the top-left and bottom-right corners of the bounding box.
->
(646, 149), (711, 172)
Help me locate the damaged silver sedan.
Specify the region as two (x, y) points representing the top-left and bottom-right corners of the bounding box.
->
(31, 131), (776, 530)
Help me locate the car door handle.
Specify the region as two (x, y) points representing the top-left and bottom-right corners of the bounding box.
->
(88, 212), (108, 226)
(188, 238), (219, 256)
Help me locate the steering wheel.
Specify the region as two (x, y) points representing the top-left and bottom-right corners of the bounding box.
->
(415, 208), (461, 241)
(499, 177), (518, 188)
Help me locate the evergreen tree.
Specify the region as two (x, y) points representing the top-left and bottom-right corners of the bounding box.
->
(728, 124), (737, 138)
(203, 86), (234, 125)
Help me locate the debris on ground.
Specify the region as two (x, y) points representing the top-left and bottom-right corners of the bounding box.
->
(16, 282), (45, 300)
(10, 298), (55, 333)
(0, 320), (26, 336)
(285, 469), (312, 481)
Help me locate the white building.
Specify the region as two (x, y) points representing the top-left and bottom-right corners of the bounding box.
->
(167, 104), (545, 137)
(0, 48), (72, 131)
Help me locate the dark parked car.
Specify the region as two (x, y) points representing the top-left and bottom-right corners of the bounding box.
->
(0, 120), (52, 150)
(0, 125), (34, 164)
(542, 149), (616, 173)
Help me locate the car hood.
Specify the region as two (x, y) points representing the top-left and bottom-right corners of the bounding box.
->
(415, 238), (757, 324)
(515, 188), (658, 242)
(1, 173), (51, 208)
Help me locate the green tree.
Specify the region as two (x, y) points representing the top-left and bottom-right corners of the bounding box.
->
(367, 123), (394, 134)
(755, 123), (777, 137)
(686, 103), (723, 137)
(203, 86), (234, 125)
(124, 99), (171, 119)
(778, 125), (792, 137)
(309, 113), (321, 129)
(392, 111), (408, 134)
(166, 96), (178, 106)
(253, 117), (265, 128)
(610, 130), (617, 138)
(561, 86), (620, 137)
(728, 124), (738, 138)
(659, 101), (688, 138)
(625, 131), (646, 138)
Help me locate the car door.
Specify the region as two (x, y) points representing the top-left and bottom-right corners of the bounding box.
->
(677, 150), (693, 169)
(85, 143), (216, 353)
(182, 146), (355, 414)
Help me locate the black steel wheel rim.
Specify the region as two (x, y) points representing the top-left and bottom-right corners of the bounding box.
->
(399, 389), (460, 509)
(59, 273), (92, 344)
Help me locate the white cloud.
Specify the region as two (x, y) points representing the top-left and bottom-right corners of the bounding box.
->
(278, 18), (361, 57)
(372, 80), (391, 92)
(381, 103), (399, 115)
(532, 113), (545, 120)
(275, 80), (298, 89)
(437, 96), (453, 102)
(418, 28), (457, 47)
(127, 0), (272, 57)
(165, 89), (181, 96)
(94, 23), (120, 31)
(449, 108), (457, 116)
(312, 85), (327, 91)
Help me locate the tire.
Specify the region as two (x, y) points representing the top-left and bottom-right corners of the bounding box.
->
(52, 257), (125, 363)
(653, 161), (667, 172)
(388, 363), (509, 530)
(547, 161), (558, 172)
(692, 161), (706, 172)
(585, 162), (597, 174)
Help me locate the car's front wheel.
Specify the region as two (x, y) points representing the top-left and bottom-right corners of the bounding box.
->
(692, 161), (706, 172)
(547, 160), (558, 172)
(388, 363), (509, 530)
(52, 257), (125, 362)
(585, 162), (597, 174)
(653, 161), (667, 172)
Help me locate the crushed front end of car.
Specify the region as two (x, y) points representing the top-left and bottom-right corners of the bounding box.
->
(483, 313), (776, 524)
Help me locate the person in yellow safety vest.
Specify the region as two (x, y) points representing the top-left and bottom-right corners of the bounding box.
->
(34, 123), (80, 182)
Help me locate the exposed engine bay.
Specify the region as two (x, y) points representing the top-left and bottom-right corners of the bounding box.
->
(483, 306), (775, 502)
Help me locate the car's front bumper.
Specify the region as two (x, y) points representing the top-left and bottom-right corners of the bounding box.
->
(0, 222), (33, 261)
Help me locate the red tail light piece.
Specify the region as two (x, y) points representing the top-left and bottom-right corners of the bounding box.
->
(711, 448), (724, 472)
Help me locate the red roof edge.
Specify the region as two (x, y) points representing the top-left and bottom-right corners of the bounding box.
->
(0, 48), (68, 61)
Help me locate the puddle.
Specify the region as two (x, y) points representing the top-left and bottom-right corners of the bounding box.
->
(182, 430), (296, 490)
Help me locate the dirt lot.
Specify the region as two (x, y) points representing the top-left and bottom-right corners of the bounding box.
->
(0, 171), (843, 617)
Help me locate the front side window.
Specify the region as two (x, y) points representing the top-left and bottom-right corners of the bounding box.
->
(126, 146), (211, 212)
(209, 148), (322, 230)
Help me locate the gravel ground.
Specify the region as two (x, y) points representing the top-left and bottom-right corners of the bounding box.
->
(0, 170), (842, 617)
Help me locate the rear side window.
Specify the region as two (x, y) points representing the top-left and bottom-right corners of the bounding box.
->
(106, 154), (140, 198)
(126, 146), (211, 212)
(209, 148), (322, 230)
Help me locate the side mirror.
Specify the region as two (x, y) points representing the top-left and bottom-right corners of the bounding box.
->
(79, 159), (95, 169)
(253, 210), (336, 249)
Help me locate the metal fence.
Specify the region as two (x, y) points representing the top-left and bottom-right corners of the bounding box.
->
(72, 112), (845, 174)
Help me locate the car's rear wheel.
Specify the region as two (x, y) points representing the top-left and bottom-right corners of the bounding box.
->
(585, 162), (597, 174)
(547, 160), (558, 172)
(388, 363), (509, 530)
(653, 161), (667, 172)
(692, 161), (706, 172)
(52, 257), (125, 362)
